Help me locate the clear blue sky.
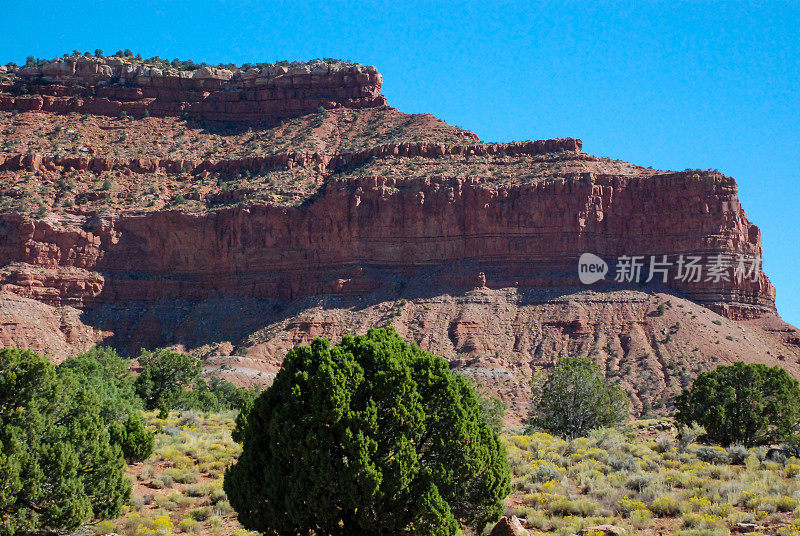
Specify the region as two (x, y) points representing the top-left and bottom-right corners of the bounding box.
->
(2, 1), (798, 325)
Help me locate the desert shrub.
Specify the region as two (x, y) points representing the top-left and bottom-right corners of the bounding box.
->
(676, 362), (800, 446)
(232, 530), (261, 536)
(154, 495), (178, 511)
(189, 507), (211, 521)
(150, 474), (173, 489)
(727, 445), (750, 465)
(607, 453), (638, 472)
(653, 435), (674, 453)
(549, 498), (599, 516)
(213, 500), (233, 515)
(168, 492), (194, 508)
(650, 495), (687, 516)
(95, 520), (116, 535)
(530, 462), (563, 483)
(209, 516), (223, 529)
(530, 356), (628, 439)
(626, 473), (653, 492)
(208, 487), (228, 504)
(109, 412), (155, 463)
(224, 328), (511, 536)
(184, 483), (210, 497)
(618, 497), (649, 516)
(630, 508), (653, 529)
(134, 349), (201, 411)
(777, 496), (800, 512)
(165, 468), (199, 484)
(128, 495), (146, 511)
(178, 518), (198, 532)
(0, 348), (131, 536)
(697, 446), (730, 464)
(678, 423), (707, 452)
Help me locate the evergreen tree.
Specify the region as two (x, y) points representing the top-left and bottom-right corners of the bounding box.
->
(676, 361), (800, 446)
(0, 348), (130, 535)
(224, 328), (510, 536)
(60, 347), (153, 462)
(530, 356), (629, 438)
(134, 349), (201, 411)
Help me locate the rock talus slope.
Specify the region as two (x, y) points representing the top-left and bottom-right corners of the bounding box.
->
(0, 54), (797, 421)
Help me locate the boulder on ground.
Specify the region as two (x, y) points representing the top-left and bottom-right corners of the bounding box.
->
(490, 515), (529, 536)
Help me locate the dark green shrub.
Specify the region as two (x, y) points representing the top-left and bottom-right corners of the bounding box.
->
(58, 347), (140, 422)
(109, 413), (154, 463)
(676, 362), (800, 446)
(134, 349), (201, 411)
(59, 347), (153, 461)
(530, 356), (629, 438)
(0, 348), (130, 535)
(224, 328), (510, 536)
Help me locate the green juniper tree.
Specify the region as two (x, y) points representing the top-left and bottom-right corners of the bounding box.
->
(0, 348), (130, 535)
(134, 349), (201, 411)
(59, 347), (154, 462)
(676, 361), (800, 446)
(224, 328), (510, 536)
(530, 356), (629, 438)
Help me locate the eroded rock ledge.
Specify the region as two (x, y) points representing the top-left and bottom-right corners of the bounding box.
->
(0, 56), (385, 122)
(0, 162), (774, 320)
(0, 138), (581, 176)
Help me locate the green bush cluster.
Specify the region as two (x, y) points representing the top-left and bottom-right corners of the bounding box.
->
(0, 348), (131, 535)
(225, 328), (511, 536)
(60, 347), (154, 463)
(530, 356), (629, 438)
(133, 349), (259, 414)
(676, 362), (800, 446)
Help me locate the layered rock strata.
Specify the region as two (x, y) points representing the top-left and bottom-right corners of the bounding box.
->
(0, 154), (775, 319)
(0, 56), (797, 420)
(1, 56), (385, 122)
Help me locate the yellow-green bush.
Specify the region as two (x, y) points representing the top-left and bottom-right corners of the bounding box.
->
(548, 498), (599, 517)
(630, 508), (653, 529)
(177, 518), (198, 533)
(95, 520), (117, 535)
(650, 495), (687, 516)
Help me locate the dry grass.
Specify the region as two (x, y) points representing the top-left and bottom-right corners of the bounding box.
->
(503, 421), (800, 536)
(100, 410), (250, 536)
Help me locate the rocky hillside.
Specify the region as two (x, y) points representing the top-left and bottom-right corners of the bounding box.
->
(1, 53), (798, 422)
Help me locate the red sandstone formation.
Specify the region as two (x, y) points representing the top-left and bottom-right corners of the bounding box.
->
(1, 56), (385, 122)
(0, 54), (797, 419)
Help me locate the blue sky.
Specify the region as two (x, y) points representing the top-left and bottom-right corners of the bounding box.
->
(2, 1), (798, 325)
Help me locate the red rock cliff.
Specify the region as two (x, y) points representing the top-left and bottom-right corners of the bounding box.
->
(0, 56), (797, 419)
(0, 154), (775, 319)
(0, 56), (385, 122)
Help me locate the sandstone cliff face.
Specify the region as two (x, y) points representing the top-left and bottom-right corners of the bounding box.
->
(0, 56), (796, 419)
(0, 154), (775, 319)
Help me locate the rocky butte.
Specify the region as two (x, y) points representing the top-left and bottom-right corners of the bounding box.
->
(0, 53), (798, 423)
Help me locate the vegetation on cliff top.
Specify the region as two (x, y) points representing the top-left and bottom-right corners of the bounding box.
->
(13, 50), (362, 73)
